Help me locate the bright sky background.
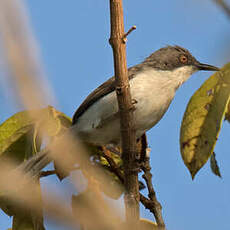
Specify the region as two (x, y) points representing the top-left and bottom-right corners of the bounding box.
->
(1, 0), (230, 229)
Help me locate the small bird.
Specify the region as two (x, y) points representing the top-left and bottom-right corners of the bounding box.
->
(72, 46), (219, 146)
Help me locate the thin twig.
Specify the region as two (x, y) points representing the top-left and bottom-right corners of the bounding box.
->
(101, 147), (124, 183)
(39, 166), (80, 178)
(213, 0), (230, 18)
(141, 160), (165, 229)
(123, 25), (136, 43)
(101, 147), (164, 227)
(140, 136), (166, 230)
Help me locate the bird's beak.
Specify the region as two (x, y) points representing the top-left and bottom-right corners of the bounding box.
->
(196, 62), (220, 71)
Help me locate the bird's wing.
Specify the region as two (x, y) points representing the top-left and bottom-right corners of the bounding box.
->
(72, 65), (142, 125)
(72, 76), (116, 125)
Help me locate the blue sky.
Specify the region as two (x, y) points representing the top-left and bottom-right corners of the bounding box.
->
(1, 0), (230, 229)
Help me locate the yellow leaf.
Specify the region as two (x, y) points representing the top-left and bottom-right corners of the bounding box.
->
(180, 63), (230, 179)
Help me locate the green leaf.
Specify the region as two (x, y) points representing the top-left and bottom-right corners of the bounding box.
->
(180, 63), (230, 179)
(0, 106), (72, 162)
(0, 109), (36, 162)
(0, 106), (71, 215)
(0, 125), (34, 163)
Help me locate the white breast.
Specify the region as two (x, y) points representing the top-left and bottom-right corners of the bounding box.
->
(72, 66), (196, 145)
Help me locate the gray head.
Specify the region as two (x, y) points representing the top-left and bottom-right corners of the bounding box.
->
(143, 45), (219, 72)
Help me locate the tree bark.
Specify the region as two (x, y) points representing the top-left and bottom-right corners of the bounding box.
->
(109, 0), (140, 224)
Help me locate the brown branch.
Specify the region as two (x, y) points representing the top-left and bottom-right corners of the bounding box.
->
(141, 157), (165, 229)
(140, 135), (166, 229)
(39, 170), (56, 178)
(102, 146), (166, 229)
(39, 166), (80, 178)
(213, 0), (230, 18)
(101, 147), (124, 183)
(109, 0), (139, 224)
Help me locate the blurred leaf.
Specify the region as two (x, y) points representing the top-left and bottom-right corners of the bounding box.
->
(139, 218), (158, 230)
(80, 146), (124, 199)
(37, 105), (71, 137)
(81, 162), (124, 199)
(11, 180), (45, 230)
(0, 195), (17, 216)
(72, 190), (118, 230)
(0, 111), (34, 146)
(95, 166), (124, 199)
(210, 152), (222, 178)
(32, 128), (42, 155)
(0, 109), (37, 162)
(52, 113), (72, 180)
(0, 125), (39, 216)
(180, 63), (230, 179)
(0, 125), (34, 163)
(57, 113), (72, 129)
(12, 213), (45, 230)
(99, 149), (124, 199)
(12, 215), (34, 230)
(0, 106), (69, 215)
(0, 106), (71, 162)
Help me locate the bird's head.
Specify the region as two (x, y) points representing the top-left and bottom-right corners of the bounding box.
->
(142, 45), (219, 87)
(144, 45), (219, 72)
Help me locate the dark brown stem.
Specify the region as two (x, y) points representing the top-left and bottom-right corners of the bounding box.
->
(102, 147), (159, 218)
(140, 136), (166, 230)
(213, 0), (230, 18)
(109, 0), (139, 223)
(101, 147), (124, 183)
(39, 166), (80, 178)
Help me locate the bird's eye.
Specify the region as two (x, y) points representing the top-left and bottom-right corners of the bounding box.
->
(179, 55), (188, 64)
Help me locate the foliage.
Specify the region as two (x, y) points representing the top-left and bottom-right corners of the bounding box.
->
(0, 106), (125, 229)
(2, 62), (230, 228)
(180, 63), (230, 179)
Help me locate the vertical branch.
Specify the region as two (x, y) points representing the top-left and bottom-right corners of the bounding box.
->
(109, 0), (140, 223)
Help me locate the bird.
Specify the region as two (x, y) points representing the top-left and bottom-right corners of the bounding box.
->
(71, 45), (219, 147)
